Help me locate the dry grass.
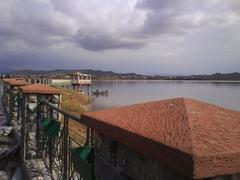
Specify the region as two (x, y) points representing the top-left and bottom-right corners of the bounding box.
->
(56, 87), (91, 146)
(60, 88), (91, 114)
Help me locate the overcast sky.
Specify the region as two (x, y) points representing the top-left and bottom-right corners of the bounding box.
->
(0, 0), (240, 74)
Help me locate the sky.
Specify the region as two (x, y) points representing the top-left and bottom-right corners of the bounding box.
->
(0, 0), (240, 75)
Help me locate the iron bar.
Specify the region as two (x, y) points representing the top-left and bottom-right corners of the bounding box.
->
(49, 107), (54, 174)
(44, 100), (84, 124)
(20, 94), (27, 161)
(36, 95), (41, 157)
(63, 114), (69, 179)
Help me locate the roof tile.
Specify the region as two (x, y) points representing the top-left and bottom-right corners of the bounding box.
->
(82, 98), (240, 179)
(2, 78), (25, 83)
(20, 84), (61, 94)
(8, 80), (31, 86)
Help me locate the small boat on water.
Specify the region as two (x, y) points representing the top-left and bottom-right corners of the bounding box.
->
(91, 90), (108, 96)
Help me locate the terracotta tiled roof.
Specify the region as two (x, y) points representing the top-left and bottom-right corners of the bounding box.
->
(82, 98), (240, 179)
(20, 84), (61, 94)
(2, 78), (25, 83)
(8, 80), (31, 86)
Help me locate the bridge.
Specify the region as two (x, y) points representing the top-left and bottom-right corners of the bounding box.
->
(1, 78), (240, 180)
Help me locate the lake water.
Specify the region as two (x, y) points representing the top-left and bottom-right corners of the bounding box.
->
(87, 80), (240, 111)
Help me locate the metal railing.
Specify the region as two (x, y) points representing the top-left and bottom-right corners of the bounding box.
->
(42, 100), (94, 179)
(1, 80), (95, 179)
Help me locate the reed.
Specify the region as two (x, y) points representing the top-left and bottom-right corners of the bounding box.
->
(56, 87), (91, 145)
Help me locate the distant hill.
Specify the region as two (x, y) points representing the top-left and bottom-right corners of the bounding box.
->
(5, 69), (240, 80)
(170, 72), (240, 81)
(7, 69), (146, 80)
(0, 67), (13, 74)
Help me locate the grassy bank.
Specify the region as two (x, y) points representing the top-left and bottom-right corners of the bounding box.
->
(60, 88), (91, 114)
(57, 88), (91, 146)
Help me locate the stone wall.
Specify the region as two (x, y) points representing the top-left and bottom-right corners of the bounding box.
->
(23, 94), (61, 159)
(10, 86), (21, 136)
(22, 93), (62, 179)
(94, 133), (188, 180)
(94, 133), (240, 180)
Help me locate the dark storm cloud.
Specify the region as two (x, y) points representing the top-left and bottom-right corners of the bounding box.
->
(0, 0), (77, 50)
(0, 50), (74, 70)
(0, 0), (239, 50)
(0, 0), (144, 51)
(135, 0), (188, 34)
(135, 0), (240, 36)
(0, 0), (240, 74)
(136, 0), (182, 10)
(0, 26), (16, 37)
(76, 34), (145, 51)
(229, 0), (240, 14)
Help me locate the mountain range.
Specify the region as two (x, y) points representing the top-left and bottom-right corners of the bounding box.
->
(2, 69), (240, 80)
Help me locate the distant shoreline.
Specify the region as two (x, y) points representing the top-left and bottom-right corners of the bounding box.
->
(92, 79), (240, 83)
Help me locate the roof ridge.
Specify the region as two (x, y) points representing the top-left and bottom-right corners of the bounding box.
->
(184, 97), (240, 113)
(182, 98), (195, 165)
(182, 98), (200, 155)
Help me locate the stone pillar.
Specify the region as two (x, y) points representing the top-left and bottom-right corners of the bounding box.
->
(19, 84), (61, 160)
(2, 79), (11, 112)
(8, 80), (30, 136)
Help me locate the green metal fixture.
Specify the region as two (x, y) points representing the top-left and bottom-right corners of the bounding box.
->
(40, 118), (60, 137)
(71, 146), (94, 180)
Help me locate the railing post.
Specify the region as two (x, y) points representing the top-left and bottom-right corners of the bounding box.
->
(86, 127), (90, 145)
(63, 114), (69, 179)
(41, 103), (46, 157)
(90, 128), (95, 145)
(9, 86), (13, 124)
(36, 95), (41, 158)
(21, 93), (27, 161)
(87, 85), (90, 96)
(87, 127), (94, 145)
(49, 107), (54, 174)
(17, 92), (20, 122)
(6, 84), (10, 117)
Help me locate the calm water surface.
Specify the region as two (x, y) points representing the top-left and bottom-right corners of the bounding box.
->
(88, 80), (240, 111)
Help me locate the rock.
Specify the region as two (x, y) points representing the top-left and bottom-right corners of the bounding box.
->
(32, 177), (44, 180)
(0, 136), (14, 144)
(0, 171), (8, 180)
(11, 167), (24, 180)
(25, 159), (58, 180)
(0, 120), (7, 126)
(27, 103), (37, 112)
(27, 150), (36, 158)
(0, 142), (20, 161)
(28, 95), (37, 103)
(43, 175), (52, 180)
(52, 95), (60, 103)
(28, 132), (36, 140)
(0, 126), (13, 136)
(0, 145), (10, 155)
